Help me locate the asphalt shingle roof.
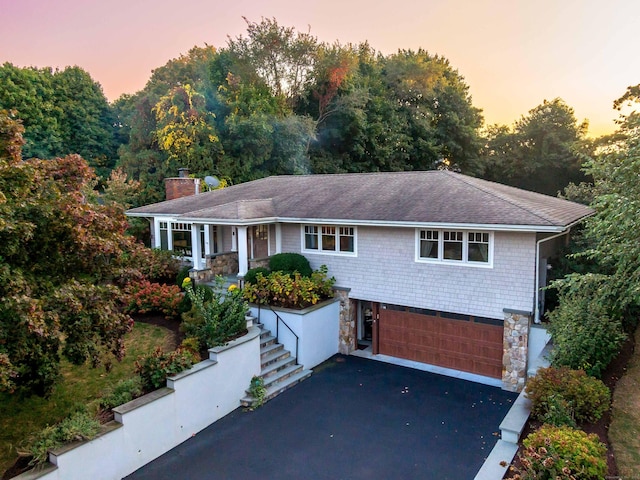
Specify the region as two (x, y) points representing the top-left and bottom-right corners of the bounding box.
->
(126, 171), (593, 229)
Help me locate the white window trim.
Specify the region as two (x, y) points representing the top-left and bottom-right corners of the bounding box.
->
(415, 228), (494, 268)
(301, 224), (358, 257)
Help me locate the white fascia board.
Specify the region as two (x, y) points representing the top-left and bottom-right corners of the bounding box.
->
(125, 212), (580, 233)
(277, 217), (570, 233)
(178, 216), (279, 226)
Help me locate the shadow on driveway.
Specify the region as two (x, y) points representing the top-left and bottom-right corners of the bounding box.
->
(125, 354), (517, 480)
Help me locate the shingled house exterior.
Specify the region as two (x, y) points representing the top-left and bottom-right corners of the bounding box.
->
(126, 171), (593, 391)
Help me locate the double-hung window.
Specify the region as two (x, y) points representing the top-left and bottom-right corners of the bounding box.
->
(417, 229), (492, 266)
(302, 225), (356, 255)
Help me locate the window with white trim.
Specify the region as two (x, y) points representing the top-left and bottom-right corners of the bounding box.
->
(302, 225), (357, 255)
(171, 222), (192, 256)
(417, 229), (492, 266)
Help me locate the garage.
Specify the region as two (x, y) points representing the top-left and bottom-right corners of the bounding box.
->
(376, 304), (504, 378)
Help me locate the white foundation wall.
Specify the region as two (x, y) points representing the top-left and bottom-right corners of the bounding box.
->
(281, 224), (536, 320)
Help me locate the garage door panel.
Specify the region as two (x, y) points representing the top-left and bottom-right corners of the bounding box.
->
(379, 308), (503, 379)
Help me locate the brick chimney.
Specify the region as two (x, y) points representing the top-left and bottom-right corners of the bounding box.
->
(164, 168), (201, 200)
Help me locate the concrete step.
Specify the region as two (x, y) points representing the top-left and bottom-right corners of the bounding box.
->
(262, 363), (305, 389)
(260, 355), (297, 379)
(260, 342), (284, 359)
(240, 369), (312, 408)
(260, 335), (277, 348)
(260, 348), (291, 368)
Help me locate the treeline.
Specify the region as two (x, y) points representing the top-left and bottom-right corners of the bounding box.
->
(0, 18), (590, 203)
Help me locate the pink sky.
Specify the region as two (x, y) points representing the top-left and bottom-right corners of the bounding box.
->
(1, 0), (639, 136)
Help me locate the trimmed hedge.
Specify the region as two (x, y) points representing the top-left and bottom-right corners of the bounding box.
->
(268, 253), (312, 277)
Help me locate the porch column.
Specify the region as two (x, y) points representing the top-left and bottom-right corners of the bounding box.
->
(275, 223), (282, 254)
(231, 227), (238, 252)
(152, 218), (161, 249)
(203, 224), (212, 256)
(167, 221), (174, 251)
(237, 226), (249, 277)
(191, 223), (203, 269)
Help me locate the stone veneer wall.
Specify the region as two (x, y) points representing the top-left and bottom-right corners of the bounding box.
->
(207, 252), (239, 276)
(334, 287), (355, 355)
(502, 309), (531, 392)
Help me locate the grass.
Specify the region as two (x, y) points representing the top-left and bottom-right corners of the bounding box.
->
(0, 322), (176, 475)
(609, 325), (640, 478)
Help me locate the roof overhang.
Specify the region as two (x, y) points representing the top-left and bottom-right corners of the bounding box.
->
(125, 211), (592, 233)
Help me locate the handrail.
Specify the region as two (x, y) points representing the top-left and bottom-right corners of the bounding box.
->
(268, 304), (299, 364)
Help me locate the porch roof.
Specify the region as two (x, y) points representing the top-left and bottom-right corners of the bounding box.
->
(126, 171), (594, 232)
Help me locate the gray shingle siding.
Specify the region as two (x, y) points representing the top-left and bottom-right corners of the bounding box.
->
(282, 224), (535, 319)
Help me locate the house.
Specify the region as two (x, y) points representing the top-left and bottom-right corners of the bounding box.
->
(126, 170), (593, 391)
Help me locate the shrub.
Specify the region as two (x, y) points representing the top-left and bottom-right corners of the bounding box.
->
(526, 367), (610, 424)
(244, 267), (270, 285)
(548, 274), (626, 377)
(178, 283), (214, 315)
(508, 425), (607, 480)
(268, 253), (312, 277)
(243, 266), (335, 309)
(247, 375), (267, 409)
(181, 277), (248, 350)
(176, 265), (192, 289)
(28, 410), (101, 465)
(125, 280), (183, 317)
(135, 347), (199, 392)
(100, 377), (144, 410)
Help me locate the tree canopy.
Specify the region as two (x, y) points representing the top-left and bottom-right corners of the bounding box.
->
(114, 18), (485, 197)
(479, 98), (591, 195)
(0, 63), (118, 177)
(0, 110), (163, 395)
(546, 84), (640, 375)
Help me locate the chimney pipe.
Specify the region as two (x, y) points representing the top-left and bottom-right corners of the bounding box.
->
(178, 168), (189, 178)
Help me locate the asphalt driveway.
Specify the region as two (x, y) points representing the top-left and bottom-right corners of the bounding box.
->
(125, 354), (516, 480)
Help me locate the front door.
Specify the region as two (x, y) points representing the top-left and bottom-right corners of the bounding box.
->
(249, 225), (269, 259)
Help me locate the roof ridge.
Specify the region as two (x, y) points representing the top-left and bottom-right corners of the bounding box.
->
(442, 171), (555, 225)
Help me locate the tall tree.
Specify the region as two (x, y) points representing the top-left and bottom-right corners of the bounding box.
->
(481, 98), (590, 195)
(154, 84), (223, 176)
(546, 85), (640, 375)
(227, 17), (318, 108)
(0, 111), (136, 395)
(0, 63), (119, 176)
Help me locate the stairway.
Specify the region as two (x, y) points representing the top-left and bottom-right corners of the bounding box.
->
(240, 326), (312, 408)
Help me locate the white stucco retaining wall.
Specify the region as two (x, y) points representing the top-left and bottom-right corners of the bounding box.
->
(249, 298), (340, 369)
(14, 326), (262, 480)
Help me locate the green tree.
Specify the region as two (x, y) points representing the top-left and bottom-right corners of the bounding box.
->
(547, 84), (640, 374)
(481, 98), (590, 195)
(0, 112), (140, 395)
(227, 17), (319, 108)
(51, 66), (118, 177)
(0, 63), (63, 159)
(0, 63), (120, 176)
(154, 84), (224, 176)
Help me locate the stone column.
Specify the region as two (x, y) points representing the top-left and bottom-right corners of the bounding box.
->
(334, 287), (355, 355)
(502, 309), (531, 392)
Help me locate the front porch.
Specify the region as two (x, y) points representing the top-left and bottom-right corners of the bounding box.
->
(149, 219), (282, 282)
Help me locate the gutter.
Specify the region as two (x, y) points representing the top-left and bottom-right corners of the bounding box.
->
(533, 216), (591, 323)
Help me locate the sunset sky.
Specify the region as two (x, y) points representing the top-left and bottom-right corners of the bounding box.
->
(1, 0), (638, 137)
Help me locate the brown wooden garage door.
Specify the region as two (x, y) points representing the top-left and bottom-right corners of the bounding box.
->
(378, 305), (503, 378)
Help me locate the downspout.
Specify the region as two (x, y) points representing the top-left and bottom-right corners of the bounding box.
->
(535, 230), (568, 323)
(534, 218), (586, 323)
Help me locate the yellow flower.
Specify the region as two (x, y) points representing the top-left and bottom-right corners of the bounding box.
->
(182, 277), (192, 288)
(228, 284), (238, 292)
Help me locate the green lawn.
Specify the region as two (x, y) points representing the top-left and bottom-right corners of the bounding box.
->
(609, 325), (640, 478)
(0, 322), (176, 475)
